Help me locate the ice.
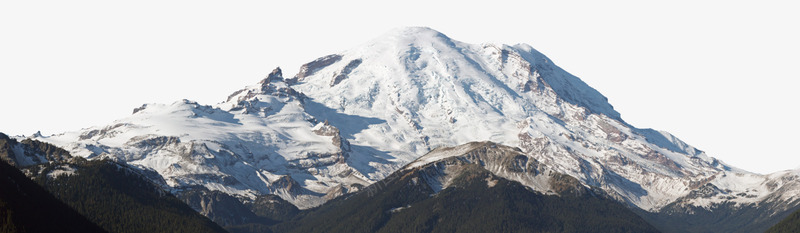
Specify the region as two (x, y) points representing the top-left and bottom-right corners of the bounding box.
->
(29, 27), (800, 211)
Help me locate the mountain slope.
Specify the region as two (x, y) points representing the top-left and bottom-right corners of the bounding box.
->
(25, 27), (800, 231)
(35, 68), (367, 209)
(767, 207), (800, 233)
(1, 132), (71, 166)
(0, 133), (228, 233)
(276, 142), (659, 233)
(28, 159), (230, 233)
(289, 27), (746, 211)
(0, 159), (106, 233)
(639, 198), (800, 233)
(279, 27), (800, 218)
(635, 168), (800, 232)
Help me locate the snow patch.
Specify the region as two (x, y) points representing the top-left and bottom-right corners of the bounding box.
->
(47, 165), (77, 179)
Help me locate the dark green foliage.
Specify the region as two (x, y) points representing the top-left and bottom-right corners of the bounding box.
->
(18, 138), (72, 161)
(31, 159), (229, 233)
(277, 164), (659, 233)
(225, 223), (275, 233)
(765, 207), (800, 233)
(0, 134), (228, 233)
(0, 159), (106, 233)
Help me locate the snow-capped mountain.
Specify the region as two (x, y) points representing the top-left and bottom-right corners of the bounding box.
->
(35, 68), (370, 208)
(29, 27), (800, 219)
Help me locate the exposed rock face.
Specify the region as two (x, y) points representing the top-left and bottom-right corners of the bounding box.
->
(291, 54), (342, 83)
(125, 135), (181, 148)
(248, 194), (300, 222)
(330, 59), (362, 87)
(79, 123), (128, 141)
(133, 104), (147, 114)
(312, 120), (350, 153)
(225, 67), (306, 115)
(268, 175), (308, 195)
(260, 67), (284, 85)
(1, 133), (22, 167)
(0, 133), (72, 167)
(178, 188), (264, 227)
(404, 141), (587, 196)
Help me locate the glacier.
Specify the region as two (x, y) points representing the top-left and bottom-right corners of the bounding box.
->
(27, 27), (800, 213)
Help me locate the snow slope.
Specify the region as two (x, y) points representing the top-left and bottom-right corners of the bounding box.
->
(36, 69), (371, 208)
(31, 27), (800, 212)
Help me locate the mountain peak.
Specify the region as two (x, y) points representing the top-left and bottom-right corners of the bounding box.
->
(259, 67), (283, 85)
(36, 27), (798, 219)
(383, 26), (447, 38)
(363, 26), (455, 51)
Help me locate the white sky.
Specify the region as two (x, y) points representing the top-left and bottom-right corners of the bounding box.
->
(1, 1), (798, 174)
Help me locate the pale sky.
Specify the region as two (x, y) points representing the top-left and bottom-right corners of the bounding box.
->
(1, 1), (798, 174)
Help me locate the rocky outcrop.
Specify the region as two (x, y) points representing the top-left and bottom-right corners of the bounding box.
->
(312, 120), (350, 152)
(0, 132), (19, 166)
(248, 194), (300, 221)
(225, 67), (306, 114)
(259, 67), (284, 85)
(0, 133), (72, 167)
(406, 141), (577, 196)
(177, 187), (266, 227)
(291, 54), (342, 83)
(330, 59), (362, 87)
(125, 135), (181, 148)
(133, 104), (148, 114)
(269, 175), (312, 197)
(79, 123), (127, 140)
